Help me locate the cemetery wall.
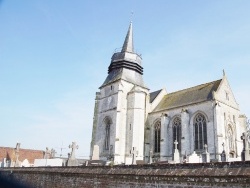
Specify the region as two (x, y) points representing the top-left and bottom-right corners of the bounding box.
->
(1, 161), (250, 188)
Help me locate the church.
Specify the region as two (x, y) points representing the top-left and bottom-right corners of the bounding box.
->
(90, 23), (247, 165)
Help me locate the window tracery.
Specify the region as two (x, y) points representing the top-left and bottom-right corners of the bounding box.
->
(104, 118), (111, 150)
(173, 117), (181, 151)
(154, 121), (161, 153)
(194, 113), (207, 150)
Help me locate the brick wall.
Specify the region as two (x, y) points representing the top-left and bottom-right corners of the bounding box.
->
(1, 161), (250, 188)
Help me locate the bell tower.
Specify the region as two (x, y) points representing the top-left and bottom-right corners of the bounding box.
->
(90, 23), (149, 164)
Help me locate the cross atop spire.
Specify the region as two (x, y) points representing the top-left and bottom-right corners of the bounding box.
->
(121, 22), (134, 53)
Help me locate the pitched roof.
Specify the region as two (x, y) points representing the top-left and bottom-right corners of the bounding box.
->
(0, 147), (45, 164)
(149, 89), (162, 103)
(153, 79), (222, 112)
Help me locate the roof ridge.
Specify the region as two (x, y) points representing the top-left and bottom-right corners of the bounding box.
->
(0, 146), (44, 151)
(166, 79), (222, 95)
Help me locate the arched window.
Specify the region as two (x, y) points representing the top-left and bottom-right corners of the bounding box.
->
(194, 113), (207, 150)
(154, 121), (161, 153)
(104, 118), (111, 150)
(173, 117), (181, 151)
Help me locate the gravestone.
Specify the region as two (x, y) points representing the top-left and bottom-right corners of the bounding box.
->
(87, 145), (106, 166)
(67, 142), (79, 166)
(130, 147), (138, 165)
(202, 144), (210, 163)
(2, 158), (7, 167)
(92, 145), (100, 160)
(51, 149), (56, 158)
(188, 151), (201, 163)
(14, 143), (21, 167)
(69, 142), (78, 160)
(44, 147), (51, 167)
(44, 147), (51, 159)
(173, 140), (180, 163)
(149, 150), (153, 164)
(241, 132), (250, 161)
(220, 142), (226, 162)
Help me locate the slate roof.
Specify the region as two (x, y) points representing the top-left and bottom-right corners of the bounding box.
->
(121, 22), (134, 53)
(101, 68), (122, 87)
(149, 89), (162, 103)
(153, 79), (222, 112)
(0, 147), (45, 164)
(100, 23), (144, 88)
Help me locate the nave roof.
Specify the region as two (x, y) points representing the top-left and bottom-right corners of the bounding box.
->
(151, 79), (222, 112)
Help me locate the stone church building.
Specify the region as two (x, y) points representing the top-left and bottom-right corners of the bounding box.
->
(90, 23), (247, 165)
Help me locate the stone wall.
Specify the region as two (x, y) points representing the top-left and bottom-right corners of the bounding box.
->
(1, 162), (250, 187)
(146, 101), (216, 161)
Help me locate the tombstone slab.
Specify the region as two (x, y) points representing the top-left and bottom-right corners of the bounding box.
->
(92, 145), (100, 160)
(67, 142), (79, 166)
(202, 144), (210, 163)
(173, 140), (180, 163)
(188, 151), (201, 163)
(130, 147), (138, 165)
(69, 142), (79, 160)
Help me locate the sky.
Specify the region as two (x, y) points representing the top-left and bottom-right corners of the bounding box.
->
(0, 1), (250, 159)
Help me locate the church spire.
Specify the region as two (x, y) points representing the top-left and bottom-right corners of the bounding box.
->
(121, 22), (134, 53)
(100, 22), (145, 88)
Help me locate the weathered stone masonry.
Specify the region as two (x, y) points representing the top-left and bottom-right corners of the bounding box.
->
(90, 22), (247, 165)
(1, 162), (250, 187)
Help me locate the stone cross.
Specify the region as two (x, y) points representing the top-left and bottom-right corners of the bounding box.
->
(130, 147), (138, 165)
(14, 143), (21, 167)
(241, 132), (249, 150)
(241, 132), (250, 161)
(173, 140), (180, 163)
(69, 142), (79, 160)
(222, 142), (225, 151)
(44, 147), (51, 159)
(44, 147), (51, 167)
(15, 143), (20, 161)
(241, 133), (246, 150)
(221, 142), (226, 162)
(15, 143), (20, 151)
(51, 149), (56, 158)
(174, 140), (178, 150)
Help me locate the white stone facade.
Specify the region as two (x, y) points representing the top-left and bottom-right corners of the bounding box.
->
(90, 23), (247, 164)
